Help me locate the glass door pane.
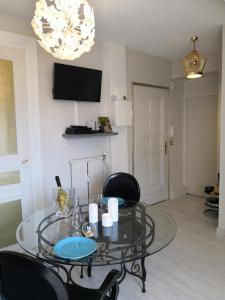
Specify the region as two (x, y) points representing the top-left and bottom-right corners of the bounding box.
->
(0, 59), (17, 155)
(0, 171), (20, 186)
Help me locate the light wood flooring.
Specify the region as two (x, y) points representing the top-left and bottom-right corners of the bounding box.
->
(6, 195), (225, 299)
(71, 195), (225, 300)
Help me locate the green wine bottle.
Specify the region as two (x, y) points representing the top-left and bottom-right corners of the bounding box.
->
(55, 176), (69, 211)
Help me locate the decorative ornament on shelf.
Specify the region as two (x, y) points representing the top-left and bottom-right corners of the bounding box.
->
(31, 0), (95, 60)
(183, 36), (207, 79)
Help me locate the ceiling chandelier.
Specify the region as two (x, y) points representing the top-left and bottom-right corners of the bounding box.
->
(183, 36), (207, 79)
(31, 0), (95, 60)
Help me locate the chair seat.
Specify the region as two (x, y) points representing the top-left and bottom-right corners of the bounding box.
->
(0, 252), (119, 300)
(66, 283), (110, 300)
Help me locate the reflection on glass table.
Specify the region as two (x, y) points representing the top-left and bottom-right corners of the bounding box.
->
(16, 202), (176, 293)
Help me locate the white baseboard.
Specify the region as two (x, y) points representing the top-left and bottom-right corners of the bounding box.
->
(169, 187), (186, 199)
(216, 227), (225, 235)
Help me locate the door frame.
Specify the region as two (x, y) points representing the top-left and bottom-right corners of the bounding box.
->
(131, 82), (170, 201)
(0, 30), (44, 212)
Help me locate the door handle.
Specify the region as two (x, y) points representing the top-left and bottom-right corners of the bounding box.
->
(22, 159), (29, 164)
(164, 141), (168, 155)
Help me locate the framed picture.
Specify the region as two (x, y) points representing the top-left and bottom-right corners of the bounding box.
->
(98, 117), (112, 133)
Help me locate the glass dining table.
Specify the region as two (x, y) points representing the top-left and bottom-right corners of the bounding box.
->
(16, 202), (176, 293)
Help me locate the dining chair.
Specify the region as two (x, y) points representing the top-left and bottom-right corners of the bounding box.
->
(103, 172), (141, 206)
(0, 251), (120, 300)
(84, 173), (140, 279)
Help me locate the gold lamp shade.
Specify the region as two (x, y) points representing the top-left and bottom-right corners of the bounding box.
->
(183, 36), (207, 79)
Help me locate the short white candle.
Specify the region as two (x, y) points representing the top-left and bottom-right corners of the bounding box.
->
(89, 203), (98, 223)
(102, 213), (113, 227)
(108, 197), (118, 222)
(102, 226), (112, 237)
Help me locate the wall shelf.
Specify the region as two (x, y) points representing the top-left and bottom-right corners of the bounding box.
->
(62, 132), (118, 138)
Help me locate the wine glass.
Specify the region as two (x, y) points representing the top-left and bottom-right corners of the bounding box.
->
(82, 222), (96, 237)
(72, 197), (82, 236)
(96, 194), (105, 212)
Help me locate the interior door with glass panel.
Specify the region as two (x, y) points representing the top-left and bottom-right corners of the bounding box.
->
(0, 46), (32, 249)
(133, 85), (169, 204)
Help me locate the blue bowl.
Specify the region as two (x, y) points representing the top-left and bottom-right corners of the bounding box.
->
(101, 197), (125, 207)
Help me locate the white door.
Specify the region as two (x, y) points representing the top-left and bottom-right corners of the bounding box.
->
(133, 85), (169, 204)
(0, 43), (39, 248)
(186, 95), (218, 195)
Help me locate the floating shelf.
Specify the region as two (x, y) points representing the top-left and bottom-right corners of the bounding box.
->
(62, 132), (118, 138)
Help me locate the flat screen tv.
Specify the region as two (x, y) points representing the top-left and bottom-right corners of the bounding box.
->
(53, 63), (102, 102)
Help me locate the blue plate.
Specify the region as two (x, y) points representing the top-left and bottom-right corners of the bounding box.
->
(53, 237), (97, 260)
(101, 197), (125, 207)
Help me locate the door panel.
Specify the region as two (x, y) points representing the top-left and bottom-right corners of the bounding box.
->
(0, 171), (20, 186)
(186, 95), (218, 195)
(134, 85), (168, 204)
(0, 200), (22, 248)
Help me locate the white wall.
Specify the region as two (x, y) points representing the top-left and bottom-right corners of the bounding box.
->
(126, 48), (171, 99)
(218, 26), (225, 232)
(184, 73), (219, 97)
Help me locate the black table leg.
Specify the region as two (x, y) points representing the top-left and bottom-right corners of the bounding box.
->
(80, 265), (84, 278)
(141, 258), (146, 292)
(87, 264), (92, 277)
(118, 259), (147, 293)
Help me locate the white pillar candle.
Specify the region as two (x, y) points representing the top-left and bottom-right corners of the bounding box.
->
(108, 197), (118, 222)
(102, 213), (113, 227)
(89, 203), (98, 223)
(102, 226), (113, 237)
(110, 222), (118, 242)
(94, 222), (98, 239)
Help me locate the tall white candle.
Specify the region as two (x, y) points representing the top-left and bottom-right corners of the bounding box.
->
(89, 203), (98, 223)
(110, 222), (118, 242)
(108, 197), (118, 222)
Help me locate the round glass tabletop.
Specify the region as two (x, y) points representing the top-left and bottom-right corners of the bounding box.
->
(16, 202), (176, 266)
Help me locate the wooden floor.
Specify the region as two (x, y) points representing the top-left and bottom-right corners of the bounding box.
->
(71, 195), (225, 299)
(5, 195), (225, 299)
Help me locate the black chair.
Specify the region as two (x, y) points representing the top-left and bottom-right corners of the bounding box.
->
(103, 172), (140, 206)
(85, 173), (140, 278)
(0, 251), (119, 300)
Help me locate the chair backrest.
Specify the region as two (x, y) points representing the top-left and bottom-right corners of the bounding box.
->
(0, 251), (69, 300)
(103, 172), (140, 205)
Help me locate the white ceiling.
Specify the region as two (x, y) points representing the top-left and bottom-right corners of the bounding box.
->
(0, 0), (225, 60)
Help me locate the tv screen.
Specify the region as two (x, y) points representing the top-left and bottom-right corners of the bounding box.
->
(53, 63), (102, 102)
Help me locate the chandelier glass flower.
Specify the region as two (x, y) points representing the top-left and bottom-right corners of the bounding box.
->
(31, 0), (95, 60)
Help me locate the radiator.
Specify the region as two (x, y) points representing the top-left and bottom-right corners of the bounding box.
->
(69, 153), (109, 204)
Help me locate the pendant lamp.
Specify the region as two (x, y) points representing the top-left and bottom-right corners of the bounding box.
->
(183, 36), (207, 79)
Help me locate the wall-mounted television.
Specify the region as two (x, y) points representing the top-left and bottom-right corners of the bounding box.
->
(53, 63), (102, 102)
